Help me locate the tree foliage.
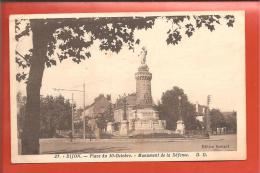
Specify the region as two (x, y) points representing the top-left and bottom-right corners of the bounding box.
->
(157, 86), (200, 130)
(210, 109), (237, 132)
(40, 95), (74, 137)
(96, 103), (114, 130)
(15, 15), (235, 81)
(17, 92), (27, 137)
(223, 112), (237, 133)
(17, 94), (74, 138)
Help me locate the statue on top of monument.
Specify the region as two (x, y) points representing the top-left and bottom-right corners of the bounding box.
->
(139, 46), (147, 65)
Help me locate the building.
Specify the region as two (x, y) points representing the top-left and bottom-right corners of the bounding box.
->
(83, 94), (112, 119)
(82, 94), (112, 138)
(194, 103), (208, 122)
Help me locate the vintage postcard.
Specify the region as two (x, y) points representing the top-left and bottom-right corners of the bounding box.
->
(10, 11), (246, 163)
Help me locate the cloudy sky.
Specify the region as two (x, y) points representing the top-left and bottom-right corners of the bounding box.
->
(14, 12), (245, 112)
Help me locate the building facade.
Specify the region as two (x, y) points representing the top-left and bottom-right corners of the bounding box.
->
(195, 103), (208, 122)
(82, 94), (112, 137)
(83, 94), (111, 119)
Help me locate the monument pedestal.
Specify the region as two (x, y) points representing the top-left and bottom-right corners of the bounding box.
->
(106, 122), (114, 134)
(135, 108), (159, 120)
(175, 120), (185, 135)
(134, 119), (166, 131)
(120, 120), (129, 136)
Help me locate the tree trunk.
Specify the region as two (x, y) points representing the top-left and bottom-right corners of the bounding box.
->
(21, 20), (49, 154)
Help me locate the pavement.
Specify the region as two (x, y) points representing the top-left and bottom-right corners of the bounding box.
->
(38, 134), (237, 154)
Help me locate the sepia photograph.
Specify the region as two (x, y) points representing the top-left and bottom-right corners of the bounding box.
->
(10, 11), (246, 163)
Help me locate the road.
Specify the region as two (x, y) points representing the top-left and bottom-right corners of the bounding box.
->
(38, 134), (237, 154)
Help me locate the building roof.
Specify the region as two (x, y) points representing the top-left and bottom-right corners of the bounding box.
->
(82, 94), (111, 118)
(193, 103), (208, 115)
(84, 94), (111, 110)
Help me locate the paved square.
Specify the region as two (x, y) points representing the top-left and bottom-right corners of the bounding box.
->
(36, 134), (237, 154)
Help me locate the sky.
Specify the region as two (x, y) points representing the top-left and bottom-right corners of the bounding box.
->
(14, 12), (245, 112)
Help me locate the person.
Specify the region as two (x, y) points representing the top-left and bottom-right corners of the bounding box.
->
(89, 132), (92, 142)
(69, 130), (73, 142)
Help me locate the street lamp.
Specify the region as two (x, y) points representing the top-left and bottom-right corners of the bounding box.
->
(123, 94), (128, 121)
(178, 96), (182, 121)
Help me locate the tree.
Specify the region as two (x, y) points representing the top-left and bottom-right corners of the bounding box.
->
(209, 109), (226, 132)
(18, 95), (73, 138)
(96, 104), (114, 132)
(224, 112), (237, 133)
(157, 86), (199, 130)
(17, 92), (27, 137)
(15, 14), (235, 154)
(40, 95), (73, 138)
(74, 108), (84, 132)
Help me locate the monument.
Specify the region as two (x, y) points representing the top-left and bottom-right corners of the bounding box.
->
(110, 47), (166, 135)
(135, 47), (153, 108)
(133, 47), (166, 131)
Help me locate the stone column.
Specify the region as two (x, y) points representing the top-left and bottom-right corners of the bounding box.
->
(135, 65), (153, 108)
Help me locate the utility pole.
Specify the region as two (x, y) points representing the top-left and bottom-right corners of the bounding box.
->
(71, 93), (74, 136)
(53, 84), (86, 139)
(83, 83), (86, 140)
(206, 95), (211, 136)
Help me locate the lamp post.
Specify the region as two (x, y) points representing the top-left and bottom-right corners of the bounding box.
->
(83, 83), (86, 140)
(178, 96), (182, 121)
(71, 93), (74, 136)
(120, 94), (129, 135)
(123, 94), (128, 121)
